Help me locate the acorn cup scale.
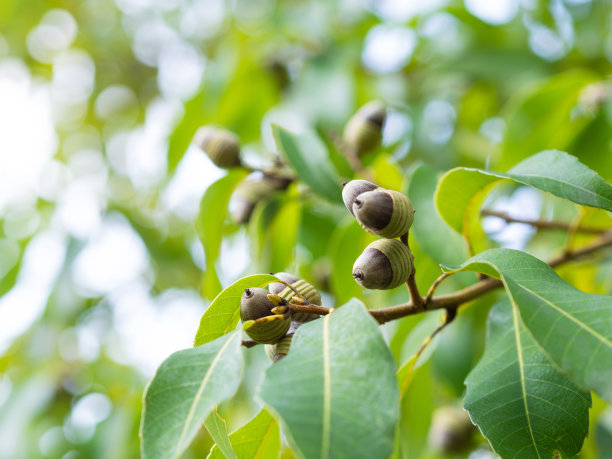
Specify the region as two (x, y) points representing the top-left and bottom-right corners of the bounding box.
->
(270, 272), (323, 323)
(353, 189), (414, 239)
(240, 287), (290, 344)
(353, 239), (412, 290)
(194, 126), (242, 168)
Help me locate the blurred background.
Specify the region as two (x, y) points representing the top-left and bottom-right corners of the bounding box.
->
(2, 0), (612, 457)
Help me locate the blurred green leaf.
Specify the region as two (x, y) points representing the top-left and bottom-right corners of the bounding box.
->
(140, 332), (243, 459)
(446, 248), (612, 403)
(205, 409), (237, 459)
(408, 164), (467, 265)
(272, 125), (343, 203)
(194, 274), (278, 347)
(197, 170), (249, 300)
(260, 300), (399, 459)
(500, 70), (598, 170)
(465, 300), (591, 458)
(208, 409), (280, 459)
(435, 150), (612, 248)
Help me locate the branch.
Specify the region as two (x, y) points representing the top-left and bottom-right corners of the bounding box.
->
(369, 230), (612, 324)
(481, 209), (607, 234)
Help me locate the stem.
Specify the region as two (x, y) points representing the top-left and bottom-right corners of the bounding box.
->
(481, 209), (606, 234)
(287, 303), (331, 316)
(424, 272), (452, 304)
(401, 233), (424, 308)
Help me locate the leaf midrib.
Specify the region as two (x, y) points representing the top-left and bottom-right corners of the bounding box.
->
(321, 315), (331, 459)
(174, 333), (238, 458)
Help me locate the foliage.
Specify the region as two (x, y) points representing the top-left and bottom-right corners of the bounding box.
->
(4, 1), (612, 459)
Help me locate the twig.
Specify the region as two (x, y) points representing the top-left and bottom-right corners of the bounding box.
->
(286, 303), (331, 316)
(401, 233), (424, 308)
(425, 272), (452, 304)
(481, 209), (606, 234)
(369, 230), (612, 324)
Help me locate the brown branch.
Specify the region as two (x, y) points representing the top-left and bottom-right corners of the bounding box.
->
(481, 209), (606, 234)
(369, 231), (612, 324)
(287, 303), (331, 316)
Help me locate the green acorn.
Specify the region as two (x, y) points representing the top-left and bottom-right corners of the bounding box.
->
(231, 174), (292, 224)
(240, 288), (290, 344)
(353, 189), (414, 238)
(428, 406), (474, 453)
(343, 101), (386, 155)
(264, 334), (293, 362)
(270, 272), (323, 323)
(352, 239), (412, 290)
(342, 179), (379, 216)
(193, 126), (242, 168)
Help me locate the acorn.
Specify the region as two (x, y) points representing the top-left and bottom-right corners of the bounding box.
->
(230, 173), (292, 224)
(353, 239), (412, 290)
(343, 101), (386, 155)
(240, 288), (291, 344)
(264, 334), (293, 362)
(193, 126), (242, 168)
(353, 189), (414, 238)
(428, 406), (474, 453)
(342, 179), (379, 216)
(270, 272), (323, 323)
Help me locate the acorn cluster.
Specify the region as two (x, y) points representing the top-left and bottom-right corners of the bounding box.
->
(239, 272), (325, 362)
(343, 180), (414, 290)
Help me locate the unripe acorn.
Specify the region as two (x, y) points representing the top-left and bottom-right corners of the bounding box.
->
(353, 239), (412, 290)
(194, 126), (242, 168)
(231, 173), (292, 224)
(240, 288), (290, 344)
(428, 406), (474, 453)
(265, 334), (293, 362)
(342, 179), (379, 216)
(269, 272), (323, 323)
(354, 189), (414, 238)
(343, 101), (386, 156)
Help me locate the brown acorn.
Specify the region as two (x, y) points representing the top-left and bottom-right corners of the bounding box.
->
(343, 101), (387, 155)
(231, 173), (292, 224)
(352, 239), (412, 290)
(342, 179), (379, 216)
(240, 287), (290, 344)
(270, 272), (323, 323)
(193, 126), (242, 168)
(353, 189), (414, 238)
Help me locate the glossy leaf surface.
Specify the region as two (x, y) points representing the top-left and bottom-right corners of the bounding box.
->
(465, 300), (590, 457)
(141, 332), (243, 459)
(260, 300), (399, 459)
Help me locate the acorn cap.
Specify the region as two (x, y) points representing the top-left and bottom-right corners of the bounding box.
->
(343, 101), (387, 155)
(354, 189), (414, 238)
(269, 272), (300, 295)
(342, 179), (379, 216)
(264, 334), (293, 362)
(352, 239), (412, 290)
(194, 126), (242, 168)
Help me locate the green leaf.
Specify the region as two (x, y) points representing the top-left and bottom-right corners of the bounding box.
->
(197, 170), (249, 300)
(465, 300), (591, 458)
(435, 150), (612, 238)
(260, 300), (399, 459)
(205, 409), (237, 459)
(140, 332), (243, 459)
(208, 409), (280, 459)
(499, 70), (597, 170)
(446, 248), (612, 402)
(407, 164), (467, 265)
(272, 125), (342, 203)
(194, 274), (278, 347)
